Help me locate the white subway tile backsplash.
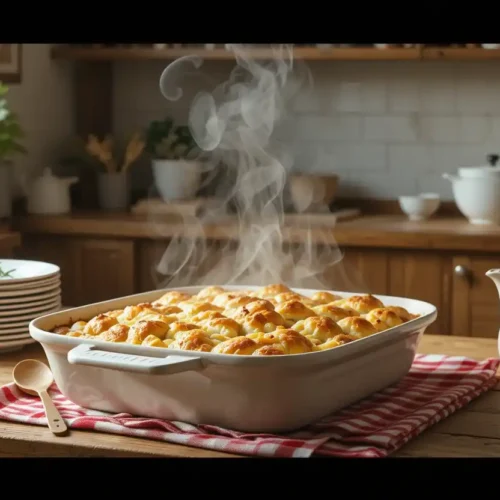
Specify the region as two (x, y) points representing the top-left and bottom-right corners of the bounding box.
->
(336, 79), (387, 114)
(289, 140), (334, 174)
(489, 117), (500, 144)
(112, 59), (500, 199)
(328, 142), (386, 170)
(459, 116), (491, 143)
(294, 115), (362, 141)
(419, 117), (459, 143)
(417, 174), (454, 200)
(430, 145), (463, 173)
(388, 145), (433, 172)
(388, 80), (420, 113)
(420, 81), (456, 115)
(340, 172), (418, 199)
(364, 116), (417, 142)
(455, 68), (500, 114)
(290, 90), (321, 114)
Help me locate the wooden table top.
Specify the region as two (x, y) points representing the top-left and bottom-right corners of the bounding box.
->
(0, 335), (498, 458)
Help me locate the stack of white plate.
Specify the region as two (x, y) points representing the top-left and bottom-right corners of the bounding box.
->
(0, 259), (61, 353)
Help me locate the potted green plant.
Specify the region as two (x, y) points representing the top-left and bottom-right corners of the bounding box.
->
(0, 82), (26, 218)
(145, 117), (202, 201)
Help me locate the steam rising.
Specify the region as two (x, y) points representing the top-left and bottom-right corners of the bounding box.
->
(151, 44), (360, 291)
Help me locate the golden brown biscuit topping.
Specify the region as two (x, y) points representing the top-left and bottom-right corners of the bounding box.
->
(52, 287), (416, 356)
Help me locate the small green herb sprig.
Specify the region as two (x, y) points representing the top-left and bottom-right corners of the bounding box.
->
(0, 265), (15, 278)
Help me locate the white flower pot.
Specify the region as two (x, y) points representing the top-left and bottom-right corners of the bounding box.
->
(0, 164), (12, 218)
(152, 159), (202, 201)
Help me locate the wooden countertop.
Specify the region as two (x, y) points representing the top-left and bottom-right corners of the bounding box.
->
(14, 211), (500, 251)
(0, 231), (21, 255)
(0, 335), (498, 458)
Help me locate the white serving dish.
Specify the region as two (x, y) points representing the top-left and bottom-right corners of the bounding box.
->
(29, 286), (437, 433)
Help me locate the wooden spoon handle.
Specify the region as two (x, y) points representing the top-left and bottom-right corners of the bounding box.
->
(39, 390), (68, 436)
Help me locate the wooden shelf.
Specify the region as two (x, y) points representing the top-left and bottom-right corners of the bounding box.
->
(51, 45), (422, 62)
(422, 47), (500, 60)
(51, 45), (500, 63)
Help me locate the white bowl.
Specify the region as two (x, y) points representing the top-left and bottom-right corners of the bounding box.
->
(398, 193), (441, 221)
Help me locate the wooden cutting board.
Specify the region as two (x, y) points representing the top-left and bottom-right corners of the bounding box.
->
(131, 198), (361, 226)
(283, 209), (361, 226)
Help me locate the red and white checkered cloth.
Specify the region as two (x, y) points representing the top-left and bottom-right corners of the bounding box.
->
(0, 353), (498, 458)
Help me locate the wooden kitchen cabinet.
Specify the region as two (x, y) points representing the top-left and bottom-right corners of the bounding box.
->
(323, 248), (389, 295)
(388, 251), (450, 335)
(327, 249), (449, 335)
(75, 238), (135, 305)
(17, 232), (500, 339)
(19, 235), (79, 306)
(136, 239), (253, 291)
(450, 255), (500, 339)
(19, 235), (135, 307)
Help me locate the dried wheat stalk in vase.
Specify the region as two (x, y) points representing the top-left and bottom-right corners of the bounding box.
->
(121, 132), (145, 173)
(86, 134), (117, 173)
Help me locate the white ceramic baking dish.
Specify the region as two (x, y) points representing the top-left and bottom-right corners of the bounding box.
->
(29, 286), (437, 433)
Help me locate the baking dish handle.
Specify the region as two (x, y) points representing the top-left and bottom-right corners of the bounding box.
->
(67, 344), (204, 375)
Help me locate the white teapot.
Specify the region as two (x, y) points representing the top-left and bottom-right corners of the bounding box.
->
(27, 168), (79, 215)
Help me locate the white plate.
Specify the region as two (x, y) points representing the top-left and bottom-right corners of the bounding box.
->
(0, 275), (60, 291)
(0, 325), (30, 335)
(0, 337), (36, 353)
(0, 282), (60, 299)
(0, 332), (32, 341)
(0, 307), (60, 330)
(0, 259), (60, 284)
(0, 289), (61, 305)
(0, 299), (61, 317)
(0, 304), (61, 324)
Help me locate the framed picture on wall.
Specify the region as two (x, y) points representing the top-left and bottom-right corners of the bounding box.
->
(0, 44), (22, 83)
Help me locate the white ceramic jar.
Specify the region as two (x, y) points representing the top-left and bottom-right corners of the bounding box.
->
(443, 173), (500, 224)
(27, 168), (79, 215)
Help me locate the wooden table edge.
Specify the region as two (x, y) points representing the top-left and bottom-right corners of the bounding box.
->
(0, 335), (498, 458)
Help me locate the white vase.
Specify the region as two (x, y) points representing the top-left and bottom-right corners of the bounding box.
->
(0, 164), (11, 218)
(152, 159), (202, 201)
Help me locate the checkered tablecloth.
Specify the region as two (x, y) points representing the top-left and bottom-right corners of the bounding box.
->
(0, 353), (498, 457)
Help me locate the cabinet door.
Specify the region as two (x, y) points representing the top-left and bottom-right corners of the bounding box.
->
(322, 248), (389, 294)
(18, 235), (80, 307)
(75, 238), (135, 305)
(136, 239), (227, 291)
(388, 251), (450, 335)
(0, 233), (21, 258)
(451, 256), (500, 338)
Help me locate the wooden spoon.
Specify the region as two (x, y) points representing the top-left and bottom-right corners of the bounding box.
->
(13, 359), (68, 436)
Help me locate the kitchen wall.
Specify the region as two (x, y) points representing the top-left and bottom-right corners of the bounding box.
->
(114, 58), (500, 201)
(5, 44), (75, 196)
